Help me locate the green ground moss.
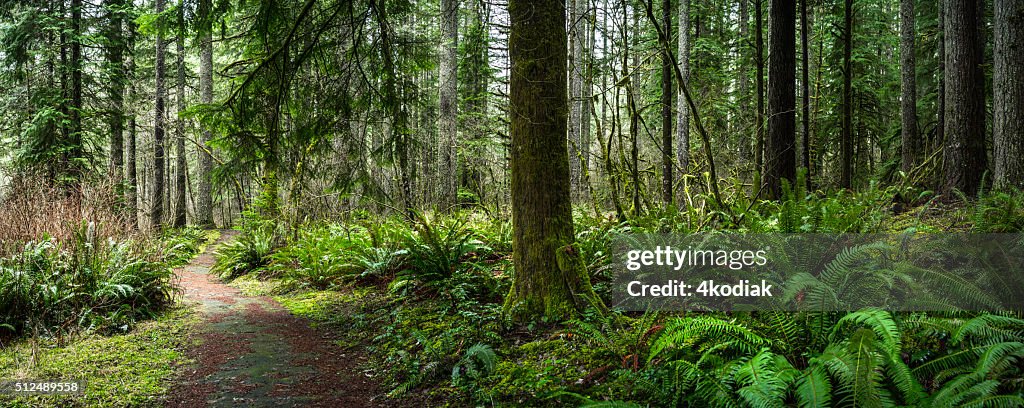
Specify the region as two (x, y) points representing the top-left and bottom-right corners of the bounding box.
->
(0, 305), (200, 408)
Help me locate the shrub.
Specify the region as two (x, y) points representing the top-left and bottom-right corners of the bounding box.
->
(0, 225), (176, 340)
(211, 225), (275, 280)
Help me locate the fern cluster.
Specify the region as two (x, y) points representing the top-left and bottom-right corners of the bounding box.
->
(0, 224), (184, 340)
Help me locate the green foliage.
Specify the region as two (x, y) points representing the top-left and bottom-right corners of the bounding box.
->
(160, 226), (213, 266)
(973, 191), (1024, 232)
(212, 192), (1024, 407)
(0, 225), (177, 339)
(211, 225), (275, 280)
(389, 212), (500, 309)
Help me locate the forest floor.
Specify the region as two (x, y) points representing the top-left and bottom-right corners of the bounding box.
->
(165, 232), (386, 408)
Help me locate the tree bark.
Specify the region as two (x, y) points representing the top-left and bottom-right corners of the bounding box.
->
(800, 0), (811, 189)
(173, 6), (187, 228)
(69, 0), (83, 182)
(900, 0), (919, 175)
(126, 16), (138, 229)
(106, 0), (125, 185)
(765, 0), (796, 199)
(504, 0), (604, 321)
(841, 0), (853, 189)
(754, 0), (765, 186)
(439, 0), (459, 210)
(943, 0), (987, 195)
(661, 0), (673, 205)
(738, 0), (751, 171)
(993, 0), (1024, 190)
(152, 0), (166, 230)
(196, 0), (215, 227)
(676, 0), (690, 204)
(936, 3), (946, 164)
(569, 0), (586, 201)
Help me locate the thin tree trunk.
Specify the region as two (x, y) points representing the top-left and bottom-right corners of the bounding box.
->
(196, 0), (214, 227)
(439, 0), (459, 210)
(738, 0), (751, 172)
(800, 0), (811, 189)
(126, 17), (139, 229)
(69, 0), (83, 183)
(107, 0), (125, 186)
(173, 8), (187, 228)
(754, 0), (765, 187)
(993, 0), (1024, 190)
(152, 0), (166, 230)
(661, 0), (673, 205)
(676, 0), (690, 204)
(900, 0), (919, 175)
(841, 0), (853, 189)
(569, 0), (585, 200)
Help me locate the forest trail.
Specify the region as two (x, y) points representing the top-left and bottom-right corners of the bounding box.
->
(166, 232), (384, 408)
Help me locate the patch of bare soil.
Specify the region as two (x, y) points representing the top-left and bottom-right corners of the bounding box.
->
(166, 232), (386, 407)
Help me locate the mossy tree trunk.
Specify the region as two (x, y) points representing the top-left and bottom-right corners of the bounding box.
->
(504, 0), (604, 321)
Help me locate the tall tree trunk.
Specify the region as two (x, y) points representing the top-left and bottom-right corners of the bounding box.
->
(841, 0), (853, 189)
(676, 0), (690, 204)
(581, 1), (594, 205)
(370, 0), (413, 215)
(738, 0), (751, 171)
(173, 7), (187, 228)
(439, 0), (459, 210)
(661, 0), (673, 205)
(628, 6), (641, 217)
(936, 4), (945, 169)
(800, 0), (811, 189)
(754, 0), (765, 188)
(993, 0), (1024, 190)
(943, 0), (987, 195)
(765, 0), (796, 200)
(152, 0), (166, 230)
(504, 0), (604, 321)
(126, 16), (138, 229)
(69, 0), (83, 183)
(106, 0), (125, 185)
(196, 0), (215, 227)
(900, 0), (918, 175)
(569, 0), (585, 200)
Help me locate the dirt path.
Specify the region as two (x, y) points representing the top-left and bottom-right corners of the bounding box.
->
(166, 232), (384, 407)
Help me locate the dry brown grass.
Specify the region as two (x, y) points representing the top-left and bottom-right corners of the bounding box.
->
(0, 173), (147, 256)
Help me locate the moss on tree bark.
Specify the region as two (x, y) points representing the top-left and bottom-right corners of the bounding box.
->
(504, 0), (606, 322)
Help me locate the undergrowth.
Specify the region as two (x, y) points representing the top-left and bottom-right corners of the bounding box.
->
(218, 188), (1024, 407)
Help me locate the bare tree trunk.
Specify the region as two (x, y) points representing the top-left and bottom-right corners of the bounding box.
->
(738, 0), (751, 172)
(438, 0), (459, 210)
(766, 0), (796, 199)
(660, 0), (673, 205)
(943, 0), (987, 195)
(196, 0), (215, 227)
(754, 0), (765, 187)
(936, 4), (945, 168)
(676, 0), (690, 204)
(841, 0), (853, 189)
(126, 18), (138, 229)
(993, 0), (1024, 190)
(800, 0), (811, 189)
(173, 7), (187, 228)
(900, 0), (918, 175)
(106, 0), (125, 185)
(152, 0), (166, 230)
(569, 0), (585, 200)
